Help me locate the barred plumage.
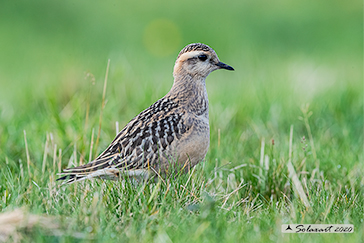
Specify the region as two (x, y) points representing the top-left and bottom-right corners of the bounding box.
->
(57, 43), (234, 184)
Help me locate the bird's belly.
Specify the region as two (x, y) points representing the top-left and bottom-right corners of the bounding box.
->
(173, 120), (210, 170)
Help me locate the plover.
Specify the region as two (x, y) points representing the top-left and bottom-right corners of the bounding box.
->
(57, 43), (234, 184)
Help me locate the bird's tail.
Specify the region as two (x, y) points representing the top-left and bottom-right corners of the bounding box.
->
(57, 154), (151, 185)
(56, 155), (121, 184)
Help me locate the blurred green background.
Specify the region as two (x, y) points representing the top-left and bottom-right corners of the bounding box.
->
(0, 0), (363, 180)
(0, 0), (362, 181)
(0, 0), (361, 101)
(0, 0), (362, 163)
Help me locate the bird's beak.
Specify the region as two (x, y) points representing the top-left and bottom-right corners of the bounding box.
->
(216, 61), (234, 71)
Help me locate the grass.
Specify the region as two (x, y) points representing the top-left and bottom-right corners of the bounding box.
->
(0, 0), (363, 242)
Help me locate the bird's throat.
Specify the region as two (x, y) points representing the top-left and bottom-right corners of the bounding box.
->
(168, 75), (209, 117)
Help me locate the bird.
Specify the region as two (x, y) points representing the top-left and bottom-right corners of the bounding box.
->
(57, 43), (234, 184)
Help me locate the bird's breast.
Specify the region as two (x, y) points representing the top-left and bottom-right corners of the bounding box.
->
(171, 114), (210, 169)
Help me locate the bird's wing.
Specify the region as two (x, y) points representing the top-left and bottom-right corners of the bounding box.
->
(57, 97), (189, 184)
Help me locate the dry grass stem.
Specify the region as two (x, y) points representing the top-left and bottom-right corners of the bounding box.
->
(89, 128), (95, 162)
(95, 59), (111, 157)
(42, 133), (50, 174)
(23, 130), (31, 179)
(287, 125), (311, 208)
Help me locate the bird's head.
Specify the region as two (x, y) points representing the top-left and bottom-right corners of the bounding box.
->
(173, 43), (234, 78)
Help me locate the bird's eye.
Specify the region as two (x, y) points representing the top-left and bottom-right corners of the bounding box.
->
(198, 54), (207, 61)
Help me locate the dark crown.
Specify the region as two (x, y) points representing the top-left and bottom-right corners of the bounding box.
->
(177, 43), (214, 59)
